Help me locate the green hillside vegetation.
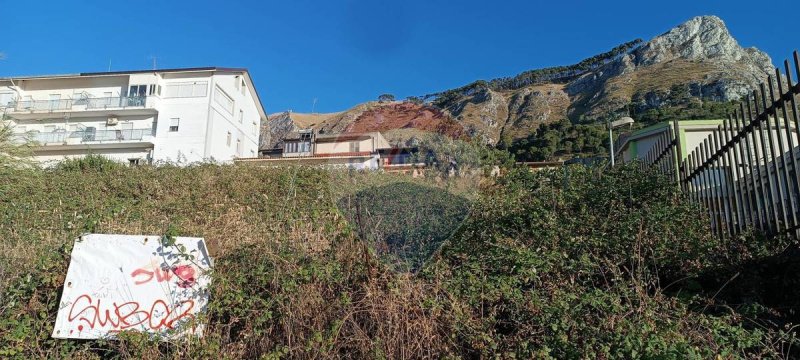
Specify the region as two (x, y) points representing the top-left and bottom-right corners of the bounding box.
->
(0, 157), (797, 358)
(337, 182), (470, 272)
(504, 119), (609, 161)
(427, 39), (644, 108)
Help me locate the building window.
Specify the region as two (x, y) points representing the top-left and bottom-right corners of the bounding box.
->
(349, 141), (360, 153)
(236, 139), (242, 156)
(148, 84), (157, 96)
(0, 92), (14, 107)
(241, 80), (246, 95)
(129, 85), (147, 97)
(49, 94), (61, 109)
(164, 81), (208, 98)
(214, 86), (234, 114)
(239, 109), (244, 123)
(169, 118), (180, 132)
(227, 132), (232, 147)
(129, 158), (141, 166)
(253, 121), (258, 135)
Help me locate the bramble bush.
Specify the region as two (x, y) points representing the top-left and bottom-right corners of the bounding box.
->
(0, 157), (796, 358)
(424, 164), (798, 358)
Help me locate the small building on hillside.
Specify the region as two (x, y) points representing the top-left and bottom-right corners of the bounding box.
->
(243, 131), (393, 170)
(616, 120), (726, 163)
(617, 119), (799, 164)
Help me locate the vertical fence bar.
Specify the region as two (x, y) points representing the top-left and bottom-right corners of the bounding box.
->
(719, 122), (740, 235)
(755, 89), (780, 232)
(693, 146), (708, 232)
(702, 138), (720, 236)
(674, 120), (685, 191)
(784, 57), (800, 237)
(795, 50), (800, 141)
(654, 134), (662, 173)
(692, 149), (705, 208)
(669, 126), (678, 182)
(662, 132), (669, 176)
(712, 127), (732, 235)
(686, 153), (695, 200)
(768, 74), (799, 234)
(761, 83), (790, 232)
(740, 106), (765, 233)
(708, 135), (728, 235)
(747, 94), (778, 232)
(726, 116), (749, 231)
(735, 112), (755, 230)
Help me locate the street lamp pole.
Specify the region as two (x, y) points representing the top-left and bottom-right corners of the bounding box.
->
(609, 123), (615, 167)
(608, 117), (635, 167)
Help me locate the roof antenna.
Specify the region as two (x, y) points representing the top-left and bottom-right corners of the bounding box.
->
(149, 55), (158, 70)
(107, 59), (112, 72)
(311, 98), (317, 114)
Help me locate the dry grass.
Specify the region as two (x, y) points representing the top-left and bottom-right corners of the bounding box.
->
(0, 163), (475, 358)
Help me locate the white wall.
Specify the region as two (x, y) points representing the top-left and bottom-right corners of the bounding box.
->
(34, 148), (153, 166)
(5, 69), (265, 165)
(150, 73), (211, 163)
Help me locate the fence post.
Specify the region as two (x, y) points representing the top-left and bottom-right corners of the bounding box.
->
(673, 120), (684, 188)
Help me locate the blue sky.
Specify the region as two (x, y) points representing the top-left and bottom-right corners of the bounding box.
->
(1, 0), (797, 114)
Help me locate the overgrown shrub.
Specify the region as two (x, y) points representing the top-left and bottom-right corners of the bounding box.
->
(424, 164), (797, 358)
(337, 182), (470, 272)
(0, 162), (796, 358)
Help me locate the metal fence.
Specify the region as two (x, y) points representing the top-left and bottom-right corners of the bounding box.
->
(10, 96), (148, 112)
(640, 51), (800, 239)
(13, 128), (152, 144)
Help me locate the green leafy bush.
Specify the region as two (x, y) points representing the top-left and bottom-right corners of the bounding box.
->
(424, 164), (797, 358)
(337, 182), (470, 272)
(0, 162), (795, 358)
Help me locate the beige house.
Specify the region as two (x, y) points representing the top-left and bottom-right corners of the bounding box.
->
(242, 131), (392, 170)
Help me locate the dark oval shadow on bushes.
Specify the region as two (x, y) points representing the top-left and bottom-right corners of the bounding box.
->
(337, 182), (471, 272)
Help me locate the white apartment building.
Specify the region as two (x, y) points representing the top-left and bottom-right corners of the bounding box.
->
(0, 67), (266, 165)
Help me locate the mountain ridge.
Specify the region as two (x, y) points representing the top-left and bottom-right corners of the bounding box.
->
(263, 15), (773, 149)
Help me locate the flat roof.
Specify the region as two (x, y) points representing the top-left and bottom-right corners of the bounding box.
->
(0, 66), (267, 121)
(0, 66), (248, 80)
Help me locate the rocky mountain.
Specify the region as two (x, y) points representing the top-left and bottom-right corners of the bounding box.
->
(265, 102), (465, 148)
(264, 16), (773, 148)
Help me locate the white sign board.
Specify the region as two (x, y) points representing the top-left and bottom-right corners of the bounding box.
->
(52, 234), (212, 339)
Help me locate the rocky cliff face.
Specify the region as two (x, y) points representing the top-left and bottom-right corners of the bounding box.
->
(264, 16), (774, 148)
(566, 15), (773, 119)
(432, 15), (773, 144)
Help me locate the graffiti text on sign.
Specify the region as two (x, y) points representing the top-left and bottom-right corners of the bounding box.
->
(130, 264), (197, 288)
(67, 294), (194, 333)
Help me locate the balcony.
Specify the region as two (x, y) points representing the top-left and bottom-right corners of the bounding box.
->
(13, 128), (154, 147)
(6, 96), (155, 118)
(12, 99), (73, 112)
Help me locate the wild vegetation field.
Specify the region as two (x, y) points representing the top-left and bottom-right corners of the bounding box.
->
(0, 157), (797, 359)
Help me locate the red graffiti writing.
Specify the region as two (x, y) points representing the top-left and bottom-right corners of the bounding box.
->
(131, 264), (197, 288)
(67, 294), (194, 332)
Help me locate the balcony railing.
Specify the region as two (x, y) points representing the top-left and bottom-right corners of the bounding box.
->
(84, 96), (147, 109)
(13, 128), (152, 145)
(13, 99), (73, 111)
(10, 96), (149, 112)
